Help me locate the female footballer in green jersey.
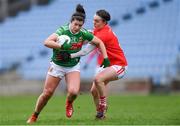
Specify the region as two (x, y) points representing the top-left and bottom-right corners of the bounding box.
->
(27, 4), (110, 124)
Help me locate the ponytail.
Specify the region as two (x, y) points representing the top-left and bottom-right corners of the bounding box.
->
(71, 4), (86, 23)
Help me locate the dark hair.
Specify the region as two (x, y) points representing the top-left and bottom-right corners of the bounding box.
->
(96, 9), (111, 22)
(71, 4), (86, 23)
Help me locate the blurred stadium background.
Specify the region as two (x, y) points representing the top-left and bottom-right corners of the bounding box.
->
(0, 0), (180, 95)
(0, 0), (180, 125)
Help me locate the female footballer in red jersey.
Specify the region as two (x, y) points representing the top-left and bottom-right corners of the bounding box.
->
(26, 5), (109, 124)
(92, 10), (127, 119)
(68, 9), (128, 119)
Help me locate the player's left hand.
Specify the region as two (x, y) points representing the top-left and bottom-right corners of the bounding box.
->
(100, 58), (110, 68)
(59, 51), (71, 61)
(61, 41), (72, 50)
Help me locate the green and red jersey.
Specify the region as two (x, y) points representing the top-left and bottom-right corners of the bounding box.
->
(51, 24), (94, 67)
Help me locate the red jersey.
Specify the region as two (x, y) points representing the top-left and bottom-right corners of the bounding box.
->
(93, 24), (127, 66)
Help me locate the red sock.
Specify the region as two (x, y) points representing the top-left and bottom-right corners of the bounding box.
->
(99, 96), (106, 106)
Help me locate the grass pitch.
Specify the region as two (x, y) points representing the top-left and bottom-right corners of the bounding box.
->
(0, 94), (180, 125)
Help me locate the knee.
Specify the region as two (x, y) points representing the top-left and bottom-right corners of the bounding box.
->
(68, 88), (79, 96)
(90, 87), (95, 94)
(94, 75), (103, 85)
(90, 88), (98, 97)
(42, 89), (54, 99)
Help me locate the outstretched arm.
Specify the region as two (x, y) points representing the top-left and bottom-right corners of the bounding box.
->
(71, 36), (109, 68)
(90, 36), (110, 68)
(71, 43), (96, 58)
(59, 35), (110, 68)
(90, 36), (108, 59)
(71, 36), (107, 59)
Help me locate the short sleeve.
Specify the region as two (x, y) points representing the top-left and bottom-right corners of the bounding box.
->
(55, 27), (64, 36)
(82, 29), (94, 41)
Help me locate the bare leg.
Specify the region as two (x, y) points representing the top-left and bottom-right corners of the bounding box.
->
(35, 74), (61, 113)
(27, 74), (61, 124)
(90, 82), (99, 109)
(94, 67), (117, 97)
(94, 67), (117, 118)
(65, 71), (80, 118)
(65, 71), (80, 102)
(91, 81), (109, 110)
